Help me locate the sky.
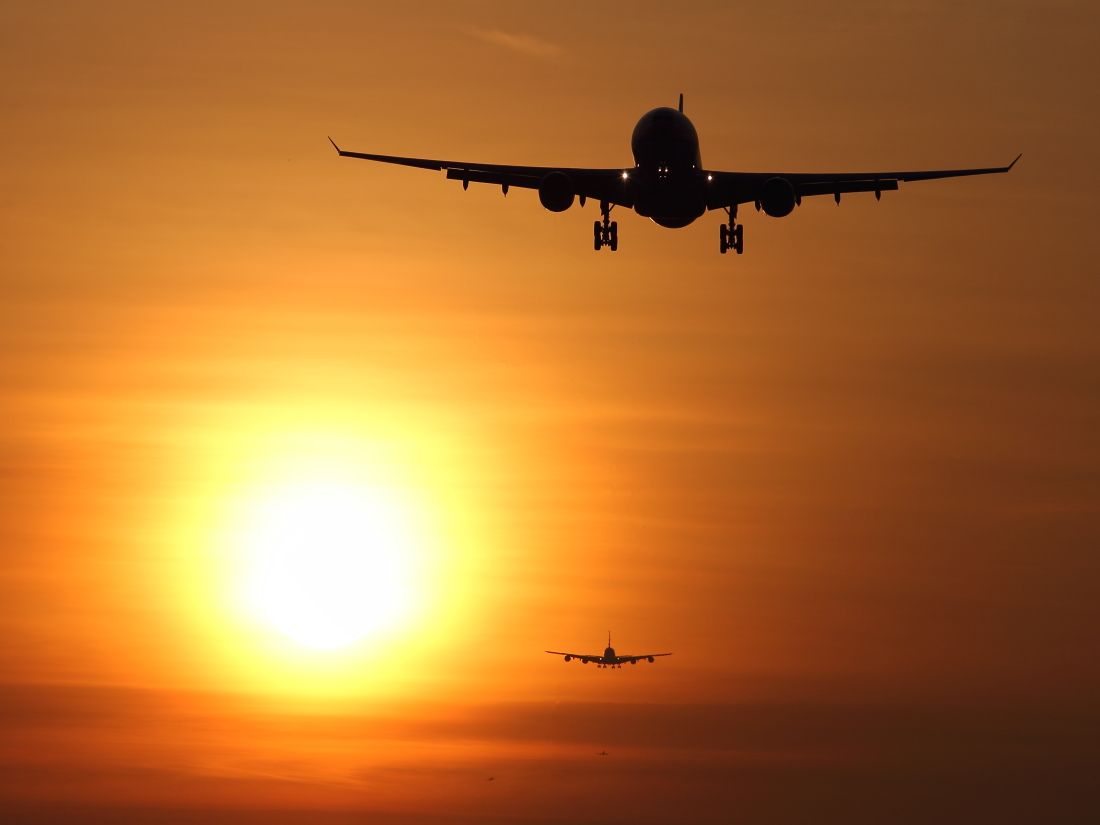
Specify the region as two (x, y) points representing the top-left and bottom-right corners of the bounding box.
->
(2, 1), (1099, 822)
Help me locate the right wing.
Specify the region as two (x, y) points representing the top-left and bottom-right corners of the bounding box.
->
(621, 653), (673, 663)
(703, 155), (1022, 209)
(329, 138), (634, 208)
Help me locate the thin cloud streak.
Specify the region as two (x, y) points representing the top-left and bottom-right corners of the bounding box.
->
(464, 26), (563, 60)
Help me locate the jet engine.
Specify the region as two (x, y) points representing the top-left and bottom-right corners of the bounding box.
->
(630, 660), (637, 665)
(564, 655), (572, 662)
(759, 176), (797, 218)
(538, 171), (575, 212)
(647, 656), (655, 663)
(581, 658), (590, 664)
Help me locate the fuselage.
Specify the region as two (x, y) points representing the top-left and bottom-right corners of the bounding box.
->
(629, 107), (707, 228)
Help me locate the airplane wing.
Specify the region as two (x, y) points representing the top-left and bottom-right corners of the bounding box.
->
(329, 139), (635, 208)
(621, 653), (673, 663)
(703, 155), (1021, 210)
(546, 650), (596, 660)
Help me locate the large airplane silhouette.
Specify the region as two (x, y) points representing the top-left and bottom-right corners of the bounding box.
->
(330, 95), (1019, 255)
(546, 633), (671, 669)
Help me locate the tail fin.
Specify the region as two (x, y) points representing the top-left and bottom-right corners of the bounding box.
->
(608, 630), (612, 647)
(678, 93), (684, 113)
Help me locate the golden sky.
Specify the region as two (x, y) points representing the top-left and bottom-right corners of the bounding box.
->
(2, 2), (1098, 822)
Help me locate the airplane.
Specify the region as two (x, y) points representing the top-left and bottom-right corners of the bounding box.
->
(546, 633), (671, 669)
(328, 94), (1019, 255)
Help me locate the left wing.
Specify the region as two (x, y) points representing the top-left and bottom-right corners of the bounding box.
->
(329, 138), (634, 208)
(546, 650), (596, 661)
(704, 155), (1021, 209)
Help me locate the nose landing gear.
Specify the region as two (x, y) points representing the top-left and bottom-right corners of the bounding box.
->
(593, 200), (618, 251)
(719, 206), (744, 255)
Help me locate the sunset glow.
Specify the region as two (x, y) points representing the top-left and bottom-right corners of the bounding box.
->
(159, 413), (493, 700)
(1, 3), (1096, 824)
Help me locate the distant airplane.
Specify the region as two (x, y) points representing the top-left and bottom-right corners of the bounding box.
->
(328, 94), (1019, 255)
(546, 633), (671, 669)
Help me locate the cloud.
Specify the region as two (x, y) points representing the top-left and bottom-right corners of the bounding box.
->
(464, 27), (562, 60)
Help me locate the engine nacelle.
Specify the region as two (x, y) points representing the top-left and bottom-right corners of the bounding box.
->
(538, 171), (575, 212)
(581, 657), (590, 664)
(759, 176), (797, 218)
(564, 655), (572, 662)
(647, 656), (655, 663)
(630, 659), (637, 665)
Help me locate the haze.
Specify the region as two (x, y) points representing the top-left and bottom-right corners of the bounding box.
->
(2, 2), (1098, 823)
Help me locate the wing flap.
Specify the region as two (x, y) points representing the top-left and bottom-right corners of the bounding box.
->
(445, 168), (541, 188)
(796, 179), (899, 198)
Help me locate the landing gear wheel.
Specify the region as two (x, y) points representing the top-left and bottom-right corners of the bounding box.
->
(720, 206), (743, 256)
(593, 201), (617, 252)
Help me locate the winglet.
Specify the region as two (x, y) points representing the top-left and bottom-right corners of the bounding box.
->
(678, 93), (684, 113)
(327, 136), (343, 156)
(1006, 153), (1022, 171)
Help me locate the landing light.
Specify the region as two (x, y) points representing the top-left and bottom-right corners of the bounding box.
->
(621, 171), (629, 180)
(707, 174), (713, 181)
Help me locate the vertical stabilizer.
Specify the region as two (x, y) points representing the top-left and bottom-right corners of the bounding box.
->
(678, 93), (684, 113)
(608, 630), (612, 647)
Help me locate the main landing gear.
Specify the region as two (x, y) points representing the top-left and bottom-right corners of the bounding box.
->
(593, 200), (618, 251)
(719, 206), (744, 255)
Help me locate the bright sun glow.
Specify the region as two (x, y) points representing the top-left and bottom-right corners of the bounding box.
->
(171, 414), (492, 698)
(235, 479), (419, 650)
(223, 462), (431, 651)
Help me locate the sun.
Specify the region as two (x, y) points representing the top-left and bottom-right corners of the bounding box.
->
(233, 477), (422, 650)
(170, 417), (490, 697)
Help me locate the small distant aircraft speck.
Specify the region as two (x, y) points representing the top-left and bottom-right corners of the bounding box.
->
(546, 633), (671, 669)
(329, 94), (1019, 255)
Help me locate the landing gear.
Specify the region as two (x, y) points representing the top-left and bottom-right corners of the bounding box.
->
(593, 201), (618, 251)
(719, 206), (744, 255)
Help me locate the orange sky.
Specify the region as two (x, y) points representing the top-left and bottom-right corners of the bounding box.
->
(2, 2), (1099, 823)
